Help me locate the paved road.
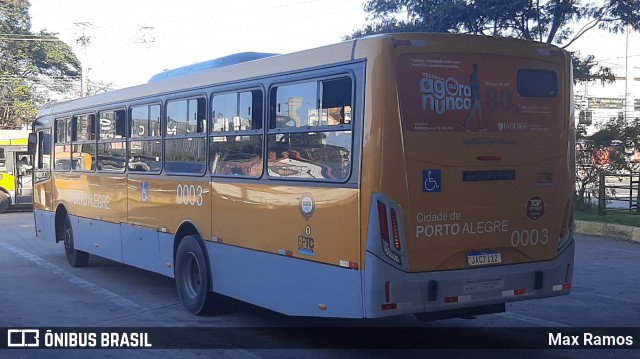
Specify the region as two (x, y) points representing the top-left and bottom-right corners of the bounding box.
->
(0, 210), (638, 358)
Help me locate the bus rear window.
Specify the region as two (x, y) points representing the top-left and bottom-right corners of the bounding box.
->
(517, 69), (558, 97)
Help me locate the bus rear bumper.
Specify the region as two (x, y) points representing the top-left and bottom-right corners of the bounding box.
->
(363, 238), (575, 319)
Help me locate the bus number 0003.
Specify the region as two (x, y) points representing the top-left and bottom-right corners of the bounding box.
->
(510, 229), (549, 247)
(176, 184), (204, 206)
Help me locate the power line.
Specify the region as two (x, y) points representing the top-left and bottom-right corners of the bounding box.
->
(155, 6), (362, 42)
(73, 0), (327, 31)
(0, 37), (64, 42)
(26, 0), (332, 47)
(0, 33), (56, 37)
(0, 33), (65, 42)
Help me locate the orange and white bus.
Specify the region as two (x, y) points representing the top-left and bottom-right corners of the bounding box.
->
(30, 33), (575, 319)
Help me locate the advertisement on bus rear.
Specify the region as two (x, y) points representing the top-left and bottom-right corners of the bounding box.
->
(396, 53), (560, 133)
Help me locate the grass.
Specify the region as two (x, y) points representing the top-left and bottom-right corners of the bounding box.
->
(575, 210), (640, 227)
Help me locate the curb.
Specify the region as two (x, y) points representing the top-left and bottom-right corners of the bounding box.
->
(575, 220), (640, 243)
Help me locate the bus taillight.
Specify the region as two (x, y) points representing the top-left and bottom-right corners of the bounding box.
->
(391, 208), (401, 250)
(377, 200), (390, 244)
(377, 199), (402, 265)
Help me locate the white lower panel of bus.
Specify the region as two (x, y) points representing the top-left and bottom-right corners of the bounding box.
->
(73, 217), (122, 262)
(34, 210), (55, 242)
(35, 210), (175, 278)
(206, 241), (365, 318)
(363, 239), (575, 318)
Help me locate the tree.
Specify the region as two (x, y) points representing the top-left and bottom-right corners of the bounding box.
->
(86, 79), (115, 97)
(0, 0), (81, 127)
(575, 115), (640, 209)
(347, 0), (640, 83)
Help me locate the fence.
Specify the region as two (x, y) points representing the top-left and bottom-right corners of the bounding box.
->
(597, 172), (640, 215)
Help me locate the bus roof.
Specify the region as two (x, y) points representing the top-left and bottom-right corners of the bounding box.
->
(147, 52), (279, 83)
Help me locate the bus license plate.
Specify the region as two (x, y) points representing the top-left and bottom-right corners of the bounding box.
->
(467, 250), (502, 266)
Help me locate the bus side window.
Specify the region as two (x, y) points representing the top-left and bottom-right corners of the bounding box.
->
(115, 110), (127, 138)
(210, 89), (264, 177)
(267, 77), (353, 181)
(35, 130), (51, 172)
(97, 109), (127, 172)
(54, 117), (71, 172)
(0, 148), (5, 171)
(129, 104), (162, 173)
(321, 77), (352, 124)
(72, 114), (97, 172)
(55, 118), (68, 143)
(165, 98), (207, 174)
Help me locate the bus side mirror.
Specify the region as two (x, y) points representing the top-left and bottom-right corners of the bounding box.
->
(27, 133), (37, 154)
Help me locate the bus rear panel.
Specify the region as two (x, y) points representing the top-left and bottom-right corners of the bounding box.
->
(360, 34), (574, 318)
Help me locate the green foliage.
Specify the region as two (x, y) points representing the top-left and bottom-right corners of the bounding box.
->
(575, 211), (640, 227)
(575, 116), (640, 208)
(347, 0), (640, 84)
(0, 0), (81, 128)
(571, 51), (616, 85)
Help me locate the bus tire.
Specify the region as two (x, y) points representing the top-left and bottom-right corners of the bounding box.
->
(61, 216), (89, 267)
(0, 192), (9, 214)
(175, 235), (215, 315)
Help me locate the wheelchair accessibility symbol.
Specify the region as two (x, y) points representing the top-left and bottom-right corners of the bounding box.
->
(141, 181), (149, 202)
(423, 170), (442, 193)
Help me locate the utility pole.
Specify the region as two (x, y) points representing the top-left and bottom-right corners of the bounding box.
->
(74, 22), (92, 97)
(624, 24), (632, 125)
(134, 26), (155, 49)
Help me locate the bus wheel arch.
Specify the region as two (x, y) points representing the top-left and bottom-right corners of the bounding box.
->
(54, 205), (89, 267)
(54, 205), (69, 244)
(174, 225), (214, 315)
(173, 222), (235, 315)
(173, 221), (202, 263)
(0, 189), (10, 214)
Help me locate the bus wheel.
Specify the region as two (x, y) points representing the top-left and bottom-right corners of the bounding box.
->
(61, 216), (89, 267)
(0, 192), (9, 214)
(175, 235), (215, 315)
